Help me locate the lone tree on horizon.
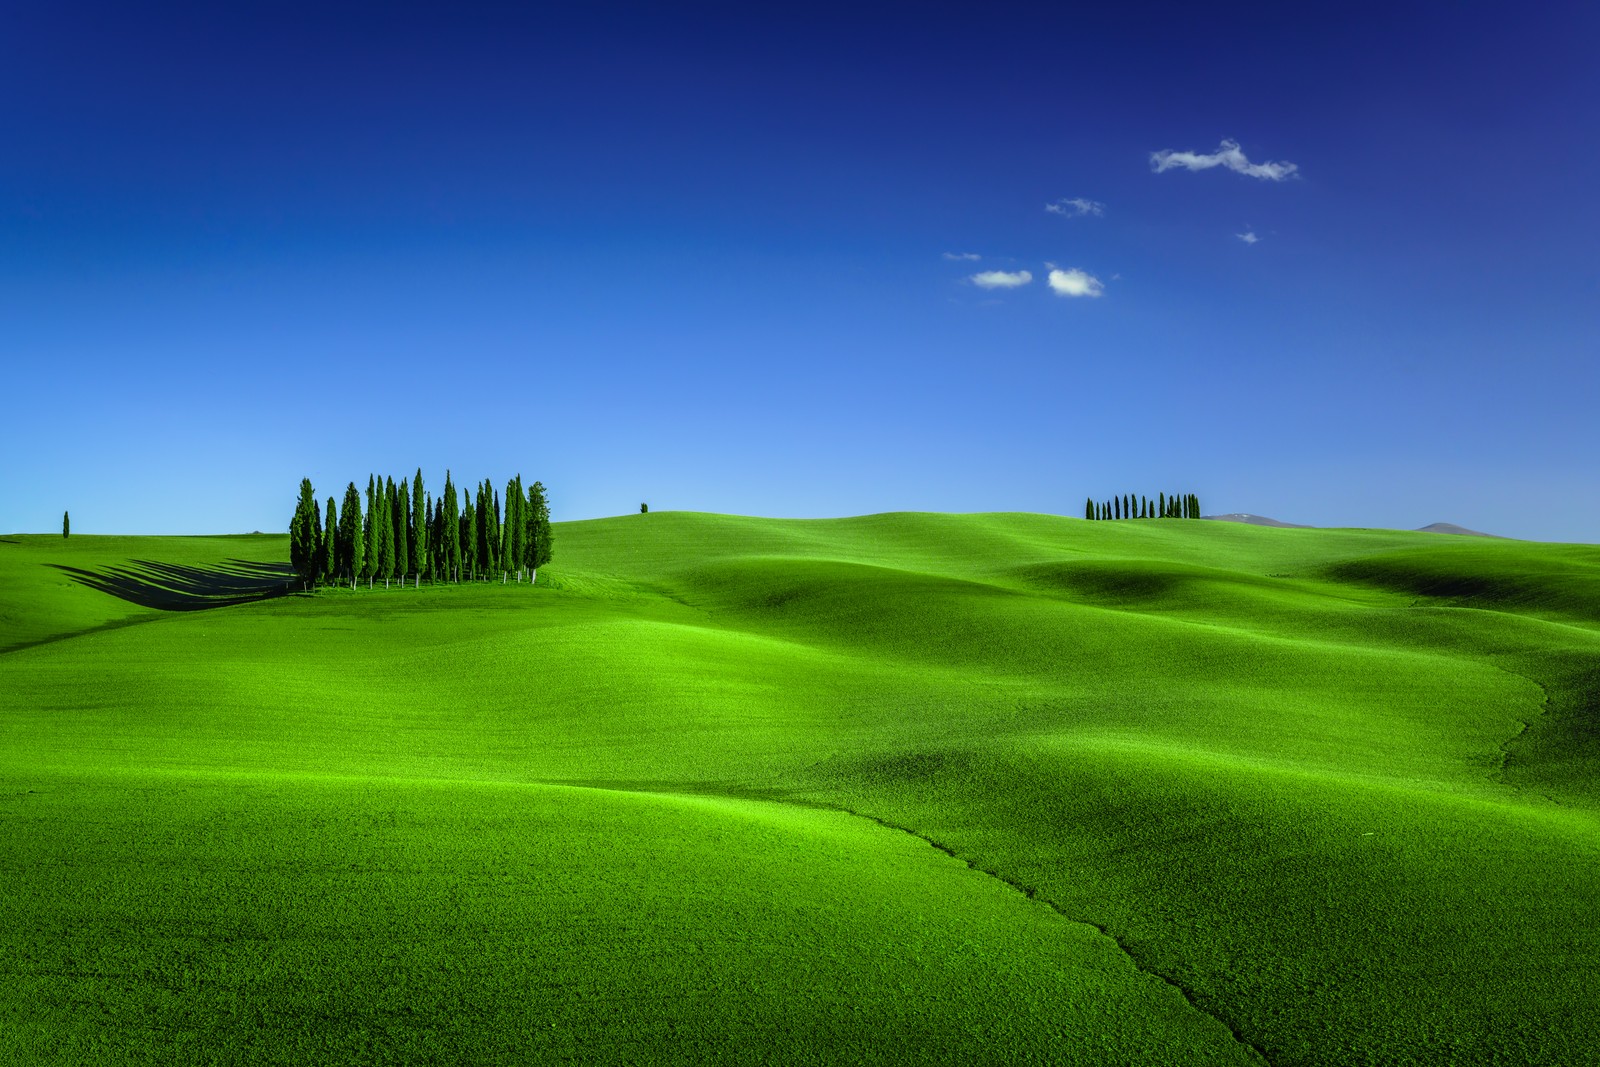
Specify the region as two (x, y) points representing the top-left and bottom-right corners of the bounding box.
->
(62, 511), (69, 539)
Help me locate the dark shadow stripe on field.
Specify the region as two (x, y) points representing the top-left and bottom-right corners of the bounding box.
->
(557, 777), (1272, 1065)
(48, 558), (297, 611)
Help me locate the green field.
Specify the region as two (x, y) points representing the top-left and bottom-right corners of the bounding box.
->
(2, 514), (1597, 1064)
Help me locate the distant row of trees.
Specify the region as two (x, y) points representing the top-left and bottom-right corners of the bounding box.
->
(289, 470), (551, 590)
(1085, 492), (1201, 521)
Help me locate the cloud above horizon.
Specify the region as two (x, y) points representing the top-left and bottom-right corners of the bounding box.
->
(942, 251), (982, 261)
(1045, 197), (1104, 218)
(1047, 268), (1104, 298)
(1237, 230), (1260, 244)
(1151, 138), (1298, 181)
(970, 269), (1032, 289)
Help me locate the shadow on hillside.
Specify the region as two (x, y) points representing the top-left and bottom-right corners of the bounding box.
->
(50, 558), (298, 611)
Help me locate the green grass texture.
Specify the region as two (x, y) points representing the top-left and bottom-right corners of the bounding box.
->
(2, 513), (1597, 1064)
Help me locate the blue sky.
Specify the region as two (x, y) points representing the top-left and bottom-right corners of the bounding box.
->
(3, 3), (1596, 540)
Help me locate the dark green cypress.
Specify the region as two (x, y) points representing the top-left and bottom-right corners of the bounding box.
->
(505, 476), (524, 579)
(441, 471), (460, 581)
(363, 476), (379, 584)
(289, 478), (318, 590)
(322, 496), (337, 584)
(395, 478), (410, 583)
(460, 488), (478, 580)
(339, 482), (363, 584)
(375, 477), (394, 585)
(411, 470), (428, 582)
(527, 480), (552, 583)
(475, 482), (492, 578)
(63, 511), (70, 539)
(490, 486), (502, 576)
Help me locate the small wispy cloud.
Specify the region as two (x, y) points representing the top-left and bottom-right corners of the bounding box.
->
(1151, 138), (1298, 181)
(942, 251), (982, 261)
(970, 269), (1033, 290)
(1047, 268), (1104, 298)
(1236, 230), (1260, 244)
(1045, 197), (1104, 218)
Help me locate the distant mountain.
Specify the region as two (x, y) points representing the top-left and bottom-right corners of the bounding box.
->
(1202, 513), (1314, 529)
(1415, 522), (1504, 538)
(1201, 514), (1506, 538)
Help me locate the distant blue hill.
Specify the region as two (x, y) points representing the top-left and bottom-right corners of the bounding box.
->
(1203, 514), (1504, 538)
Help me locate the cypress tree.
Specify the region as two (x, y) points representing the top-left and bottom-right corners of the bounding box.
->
(1114, 496), (1121, 520)
(506, 477), (524, 580)
(395, 478), (410, 583)
(379, 477), (397, 585)
(289, 478), (318, 590)
(460, 488), (478, 580)
(339, 482), (363, 585)
(63, 511), (70, 539)
(527, 480), (553, 583)
(312, 496), (324, 573)
(430, 496), (444, 581)
(490, 486), (502, 577)
(1159, 491), (1166, 518)
(475, 482), (491, 578)
(322, 496), (337, 584)
(363, 476), (379, 586)
(441, 471), (461, 581)
(411, 471), (428, 583)
(1084, 497), (1094, 521)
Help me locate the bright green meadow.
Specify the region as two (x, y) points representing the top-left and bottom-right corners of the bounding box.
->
(1, 514), (1597, 1064)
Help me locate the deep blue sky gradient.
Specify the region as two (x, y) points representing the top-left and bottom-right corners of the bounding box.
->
(4, 3), (1596, 539)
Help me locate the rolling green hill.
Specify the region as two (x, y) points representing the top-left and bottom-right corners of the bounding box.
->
(2, 514), (1597, 1064)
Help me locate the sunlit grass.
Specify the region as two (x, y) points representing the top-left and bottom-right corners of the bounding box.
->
(2, 514), (1596, 1064)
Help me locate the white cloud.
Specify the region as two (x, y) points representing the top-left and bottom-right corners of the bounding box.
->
(970, 269), (1033, 289)
(1237, 230), (1260, 244)
(1047, 268), (1104, 298)
(942, 251), (982, 261)
(1151, 138), (1298, 181)
(1045, 197), (1104, 218)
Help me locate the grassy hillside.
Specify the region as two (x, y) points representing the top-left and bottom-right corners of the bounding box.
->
(1, 514), (1597, 1064)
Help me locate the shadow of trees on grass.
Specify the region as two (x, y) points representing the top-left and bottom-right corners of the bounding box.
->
(50, 558), (297, 611)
